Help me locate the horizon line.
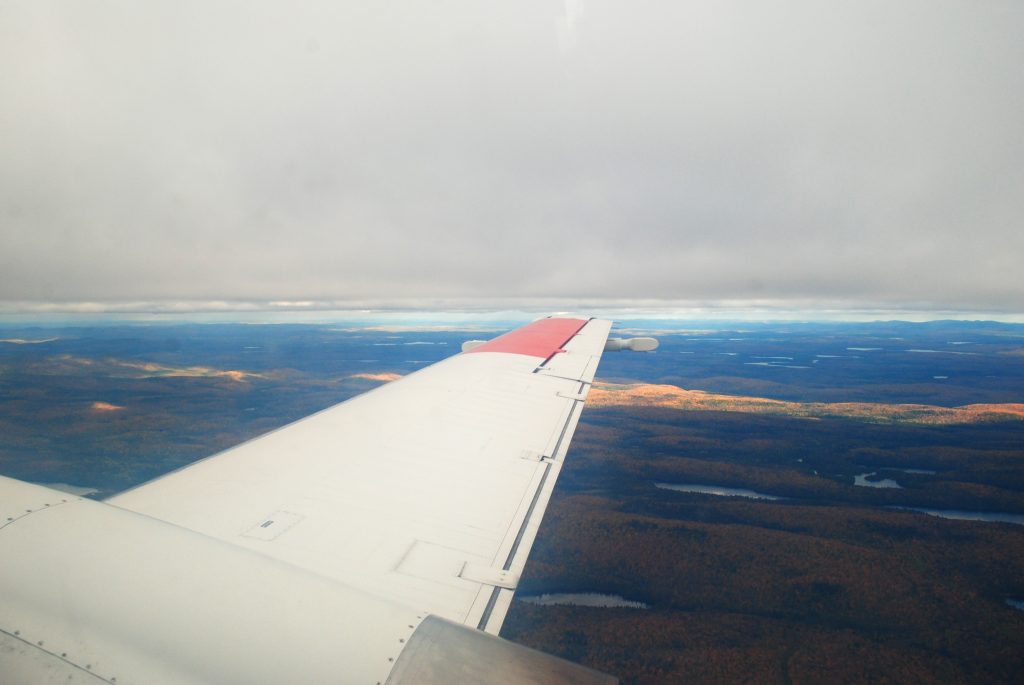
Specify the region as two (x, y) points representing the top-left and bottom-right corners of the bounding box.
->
(1, 299), (1023, 325)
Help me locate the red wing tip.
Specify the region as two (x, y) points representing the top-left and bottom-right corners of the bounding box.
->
(465, 317), (589, 359)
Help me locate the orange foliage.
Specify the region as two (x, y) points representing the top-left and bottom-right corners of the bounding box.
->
(588, 382), (1024, 425)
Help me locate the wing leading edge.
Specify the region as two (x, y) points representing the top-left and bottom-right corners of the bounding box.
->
(108, 315), (613, 635)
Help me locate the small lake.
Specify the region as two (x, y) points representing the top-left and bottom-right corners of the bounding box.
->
(653, 482), (1024, 526)
(1006, 599), (1024, 611)
(519, 593), (648, 609)
(655, 483), (783, 500)
(891, 507), (1024, 526)
(854, 472), (902, 489)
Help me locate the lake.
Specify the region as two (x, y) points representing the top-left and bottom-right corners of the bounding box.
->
(854, 472), (902, 489)
(892, 507), (1024, 526)
(655, 483), (783, 500)
(519, 593), (648, 609)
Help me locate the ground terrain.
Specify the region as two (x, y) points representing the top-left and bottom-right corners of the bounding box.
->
(2, 318), (1023, 683)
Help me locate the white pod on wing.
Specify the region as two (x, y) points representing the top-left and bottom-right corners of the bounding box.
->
(604, 337), (659, 352)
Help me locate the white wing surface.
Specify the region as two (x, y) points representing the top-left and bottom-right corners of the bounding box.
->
(109, 315), (612, 635)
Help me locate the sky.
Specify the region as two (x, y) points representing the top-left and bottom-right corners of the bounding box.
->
(1, 1), (1022, 317)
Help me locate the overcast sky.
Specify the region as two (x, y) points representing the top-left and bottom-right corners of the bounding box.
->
(1, 1), (1021, 314)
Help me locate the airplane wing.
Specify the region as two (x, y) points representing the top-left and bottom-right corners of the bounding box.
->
(0, 316), (630, 684)
(108, 315), (610, 634)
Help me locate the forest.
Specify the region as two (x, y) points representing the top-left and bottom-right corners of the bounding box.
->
(502, 405), (1024, 684)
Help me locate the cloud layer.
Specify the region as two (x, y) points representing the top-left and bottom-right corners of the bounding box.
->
(2, 1), (1022, 311)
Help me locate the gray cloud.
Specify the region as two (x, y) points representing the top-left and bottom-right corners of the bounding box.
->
(1, 1), (1022, 312)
